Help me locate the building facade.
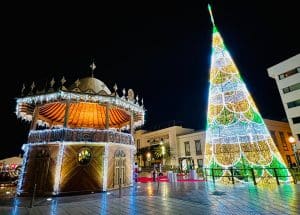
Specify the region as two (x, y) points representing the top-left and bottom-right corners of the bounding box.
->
(134, 119), (296, 170)
(267, 54), (300, 161)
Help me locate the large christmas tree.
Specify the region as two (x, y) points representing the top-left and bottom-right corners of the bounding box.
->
(203, 5), (291, 184)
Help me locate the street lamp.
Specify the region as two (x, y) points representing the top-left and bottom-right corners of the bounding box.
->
(288, 135), (299, 167)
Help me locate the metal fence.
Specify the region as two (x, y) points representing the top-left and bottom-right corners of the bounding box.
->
(204, 167), (298, 185)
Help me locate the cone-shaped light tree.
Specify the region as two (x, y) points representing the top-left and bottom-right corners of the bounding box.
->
(203, 4), (291, 184)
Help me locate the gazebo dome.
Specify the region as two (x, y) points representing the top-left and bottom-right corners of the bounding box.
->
(69, 77), (111, 95)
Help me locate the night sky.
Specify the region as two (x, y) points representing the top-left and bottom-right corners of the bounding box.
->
(1, 1), (299, 159)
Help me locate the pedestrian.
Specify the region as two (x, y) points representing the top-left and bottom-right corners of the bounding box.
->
(152, 168), (157, 182)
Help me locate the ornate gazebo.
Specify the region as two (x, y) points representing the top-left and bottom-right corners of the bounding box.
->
(16, 68), (145, 196)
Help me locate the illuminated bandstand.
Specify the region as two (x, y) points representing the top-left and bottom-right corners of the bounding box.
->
(16, 65), (145, 196)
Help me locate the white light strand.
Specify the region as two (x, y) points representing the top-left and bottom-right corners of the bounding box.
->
(17, 144), (29, 195)
(53, 142), (65, 195)
(28, 128), (135, 145)
(102, 143), (109, 191)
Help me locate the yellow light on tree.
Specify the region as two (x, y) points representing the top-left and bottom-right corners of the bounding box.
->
(203, 4), (292, 184)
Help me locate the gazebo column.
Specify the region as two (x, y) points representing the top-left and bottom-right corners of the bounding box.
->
(105, 104), (110, 129)
(63, 100), (71, 128)
(130, 112), (134, 135)
(30, 105), (40, 130)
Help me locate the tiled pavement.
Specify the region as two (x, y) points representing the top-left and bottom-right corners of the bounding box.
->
(1, 181), (300, 214)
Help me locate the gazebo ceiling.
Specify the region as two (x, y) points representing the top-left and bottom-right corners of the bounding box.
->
(38, 102), (132, 128)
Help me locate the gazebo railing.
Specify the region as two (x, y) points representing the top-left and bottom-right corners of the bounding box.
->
(28, 128), (134, 145)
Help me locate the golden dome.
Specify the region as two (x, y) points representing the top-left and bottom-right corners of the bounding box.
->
(69, 77), (111, 95)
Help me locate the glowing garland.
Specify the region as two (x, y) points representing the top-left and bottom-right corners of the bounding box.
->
(102, 143), (109, 191)
(17, 144), (29, 195)
(28, 128), (134, 145)
(204, 5), (291, 184)
(53, 142), (65, 195)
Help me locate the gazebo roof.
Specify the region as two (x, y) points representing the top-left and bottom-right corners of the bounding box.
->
(16, 75), (145, 129)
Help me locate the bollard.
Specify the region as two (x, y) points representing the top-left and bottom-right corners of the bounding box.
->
(291, 170), (297, 184)
(250, 168), (257, 185)
(29, 183), (37, 208)
(119, 178), (122, 198)
(230, 167), (235, 184)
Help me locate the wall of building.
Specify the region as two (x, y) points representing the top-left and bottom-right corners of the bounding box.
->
(177, 131), (206, 169)
(267, 54), (300, 149)
(265, 119), (296, 166)
(134, 126), (194, 167)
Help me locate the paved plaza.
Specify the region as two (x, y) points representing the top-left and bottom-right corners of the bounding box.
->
(0, 181), (300, 214)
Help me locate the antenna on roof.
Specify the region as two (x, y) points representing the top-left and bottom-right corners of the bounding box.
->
(90, 58), (96, 78)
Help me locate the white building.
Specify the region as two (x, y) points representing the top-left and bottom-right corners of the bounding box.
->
(267, 54), (300, 156)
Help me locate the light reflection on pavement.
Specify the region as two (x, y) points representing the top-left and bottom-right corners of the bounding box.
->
(0, 182), (299, 214)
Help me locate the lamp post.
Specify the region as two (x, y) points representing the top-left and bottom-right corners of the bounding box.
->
(289, 136), (299, 167)
(146, 152), (151, 167)
(161, 146), (165, 166)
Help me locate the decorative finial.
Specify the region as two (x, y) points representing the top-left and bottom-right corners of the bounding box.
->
(122, 88), (126, 98)
(75, 79), (80, 88)
(31, 82), (35, 91)
(21, 84), (25, 95)
(113, 83), (118, 92)
(90, 61), (96, 78)
(208, 4), (215, 25)
(61, 76), (66, 86)
(50, 78), (55, 88)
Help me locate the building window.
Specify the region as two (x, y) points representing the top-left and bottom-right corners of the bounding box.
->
(292, 116), (300, 124)
(282, 83), (300, 94)
(184, 141), (190, 156)
(78, 148), (92, 165)
(270, 130), (278, 146)
(195, 140), (202, 155)
(279, 132), (287, 147)
(197, 159), (203, 168)
(287, 99), (300, 108)
(278, 67), (300, 80)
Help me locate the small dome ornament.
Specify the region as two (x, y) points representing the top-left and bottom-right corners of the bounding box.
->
(50, 78), (55, 88)
(31, 82), (36, 91)
(61, 76), (67, 90)
(48, 78), (55, 92)
(127, 89), (134, 102)
(21, 84), (25, 96)
(75, 79), (80, 88)
(113, 83), (118, 92)
(135, 95), (139, 104)
(122, 88), (126, 98)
